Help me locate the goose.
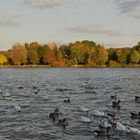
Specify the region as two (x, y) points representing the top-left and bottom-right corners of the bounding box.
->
(81, 116), (90, 123)
(80, 106), (89, 112)
(14, 104), (21, 112)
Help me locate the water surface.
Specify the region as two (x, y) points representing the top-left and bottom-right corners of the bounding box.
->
(0, 68), (140, 140)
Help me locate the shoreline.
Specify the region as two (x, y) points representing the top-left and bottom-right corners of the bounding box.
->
(0, 65), (140, 68)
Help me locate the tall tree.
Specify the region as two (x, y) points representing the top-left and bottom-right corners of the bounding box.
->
(11, 44), (27, 65)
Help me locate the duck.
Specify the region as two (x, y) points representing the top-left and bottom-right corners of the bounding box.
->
(127, 127), (140, 134)
(99, 119), (112, 128)
(57, 118), (68, 129)
(112, 99), (121, 109)
(135, 96), (140, 102)
(64, 98), (70, 103)
(49, 108), (61, 121)
(111, 95), (117, 100)
(2, 92), (12, 100)
(14, 104), (21, 112)
(80, 106), (89, 112)
(94, 127), (112, 136)
(81, 116), (91, 123)
(130, 112), (140, 119)
(34, 88), (40, 94)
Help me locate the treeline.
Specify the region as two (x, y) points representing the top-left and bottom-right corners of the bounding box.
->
(0, 40), (140, 67)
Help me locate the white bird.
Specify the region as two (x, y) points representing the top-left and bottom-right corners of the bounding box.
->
(80, 106), (89, 112)
(2, 92), (12, 100)
(93, 110), (105, 117)
(116, 122), (127, 131)
(14, 104), (21, 112)
(81, 116), (90, 123)
(127, 127), (140, 134)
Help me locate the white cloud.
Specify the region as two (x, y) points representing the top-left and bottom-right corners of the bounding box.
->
(114, 0), (140, 18)
(0, 14), (20, 27)
(22, 0), (65, 8)
(68, 24), (121, 36)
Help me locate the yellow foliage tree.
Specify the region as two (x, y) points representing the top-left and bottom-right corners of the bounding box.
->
(0, 54), (8, 65)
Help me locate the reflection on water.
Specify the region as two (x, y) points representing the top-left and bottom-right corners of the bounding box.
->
(0, 68), (140, 140)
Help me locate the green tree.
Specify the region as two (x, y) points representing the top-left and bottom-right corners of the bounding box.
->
(28, 49), (39, 64)
(130, 50), (140, 64)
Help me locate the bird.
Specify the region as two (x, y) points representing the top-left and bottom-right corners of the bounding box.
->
(34, 88), (40, 94)
(130, 112), (140, 119)
(81, 116), (91, 123)
(115, 122), (127, 131)
(80, 106), (89, 112)
(57, 118), (68, 129)
(2, 92), (12, 100)
(64, 98), (71, 103)
(111, 95), (117, 99)
(14, 104), (21, 112)
(93, 110), (105, 117)
(135, 96), (140, 102)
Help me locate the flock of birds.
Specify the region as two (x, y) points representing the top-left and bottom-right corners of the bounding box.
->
(48, 92), (140, 137)
(0, 84), (140, 138)
(0, 86), (40, 112)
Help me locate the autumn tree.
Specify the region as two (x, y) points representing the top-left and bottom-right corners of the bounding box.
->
(38, 44), (50, 64)
(43, 50), (56, 65)
(27, 49), (39, 64)
(117, 48), (130, 64)
(11, 44), (27, 65)
(0, 54), (8, 65)
(93, 45), (108, 66)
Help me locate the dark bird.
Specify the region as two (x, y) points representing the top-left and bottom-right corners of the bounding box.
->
(130, 112), (140, 119)
(57, 118), (68, 129)
(111, 95), (117, 99)
(64, 98), (71, 103)
(135, 96), (140, 102)
(34, 88), (40, 94)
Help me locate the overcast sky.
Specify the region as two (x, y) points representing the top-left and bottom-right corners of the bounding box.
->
(0, 0), (140, 50)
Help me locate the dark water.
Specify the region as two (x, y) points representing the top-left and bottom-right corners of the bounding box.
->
(0, 68), (140, 140)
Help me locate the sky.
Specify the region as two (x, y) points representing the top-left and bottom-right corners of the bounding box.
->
(0, 0), (140, 50)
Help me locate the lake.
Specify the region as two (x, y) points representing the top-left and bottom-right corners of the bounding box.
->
(0, 68), (140, 140)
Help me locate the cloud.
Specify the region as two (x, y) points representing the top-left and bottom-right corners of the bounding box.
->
(0, 14), (20, 27)
(22, 0), (65, 8)
(113, 0), (140, 18)
(68, 24), (121, 36)
(105, 42), (134, 48)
